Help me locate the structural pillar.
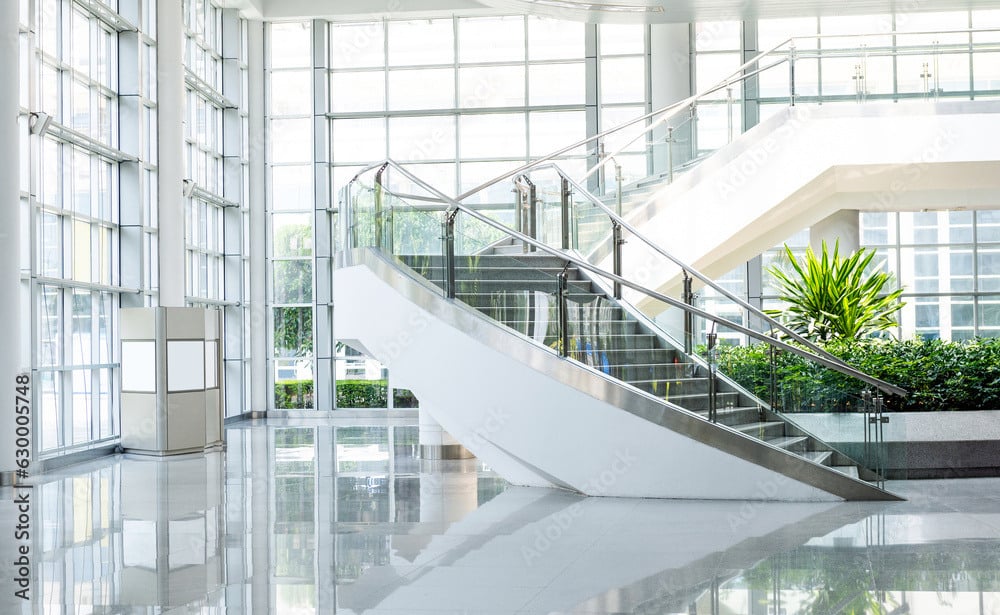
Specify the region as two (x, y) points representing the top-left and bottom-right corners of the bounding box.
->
(247, 21), (268, 414)
(650, 23), (693, 174)
(0, 0), (22, 480)
(810, 210), (860, 254)
(156, 0), (186, 306)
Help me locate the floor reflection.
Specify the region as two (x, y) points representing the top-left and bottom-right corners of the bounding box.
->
(0, 418), (999, 614)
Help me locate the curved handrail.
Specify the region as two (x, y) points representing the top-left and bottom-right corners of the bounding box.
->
(348, 159), (907, 398)
(455, 26), (1000, 204)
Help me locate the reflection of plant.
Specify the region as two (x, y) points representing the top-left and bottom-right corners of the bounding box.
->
(766, 241), (904, 342)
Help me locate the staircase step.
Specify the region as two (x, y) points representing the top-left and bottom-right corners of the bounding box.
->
(831, 465), (860, 479)
(799, 451), (834, 466)
(765, 436), (809, 453)
(696, 406), (763, 427)
(732, 421), (786, 440)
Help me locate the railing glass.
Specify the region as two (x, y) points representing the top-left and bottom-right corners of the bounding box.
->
(340, 161), (904, 483)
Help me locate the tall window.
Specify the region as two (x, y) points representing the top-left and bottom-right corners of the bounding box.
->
(268, 21), (315, 409)
(182, 0), (249, 415)
(598, 23), (650, 188)
(30, 0), (138, 456)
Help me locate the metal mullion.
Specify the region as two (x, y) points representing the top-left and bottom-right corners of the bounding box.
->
(71, 0), (137, 34)
(326, 103), (586, 121)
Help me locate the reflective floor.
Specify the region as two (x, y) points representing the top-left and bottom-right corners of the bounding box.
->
(2, 418), (1000, 614)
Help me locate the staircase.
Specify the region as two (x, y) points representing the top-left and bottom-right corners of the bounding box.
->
(398, 248), (867, 483)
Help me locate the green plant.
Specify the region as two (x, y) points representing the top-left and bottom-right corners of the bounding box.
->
(274, 380), (420, 409)
(766, 240), (905, 342)
(716, 337), (1000, 412)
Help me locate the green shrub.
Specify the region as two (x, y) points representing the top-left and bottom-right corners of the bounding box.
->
(274, 380), (421, 409)
(716, 337), (1000, 412)
(274, 380), (314, 409)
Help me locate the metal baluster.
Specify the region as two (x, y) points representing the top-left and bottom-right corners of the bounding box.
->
(560, 177), (571, 251)
(557, 264), (569, 358)
(707, 327), (718, 423)
(612, 221), (624, 300)
(442, 210), (457, 299)
(682, 272), (694, 355)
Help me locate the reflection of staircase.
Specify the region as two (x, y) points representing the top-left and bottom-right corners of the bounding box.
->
(398, 250), (867, 483)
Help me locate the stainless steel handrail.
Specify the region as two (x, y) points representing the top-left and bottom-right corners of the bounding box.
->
(522, 161), (848, 364)
(347, 159), (907, 398)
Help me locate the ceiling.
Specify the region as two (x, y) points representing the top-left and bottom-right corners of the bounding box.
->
(225, 0), (1000, 22)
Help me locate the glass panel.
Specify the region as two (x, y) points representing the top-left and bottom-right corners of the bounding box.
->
(273, 260), (313, 304)
(387, 68), (454, 110)
(40, 371), (60, 451)
(271, 165), (313, 211)
(272, 213), (313, 257)
(528, 110), (586, 157)
(270, 70), (312, 116)
(72, 369), (92, 444)
(458, 65), (525, 108)
(388, 20), (454, 66)
(269, 118), (312, 164)
(329, 71), (385, 113)
(694, 21), (742, 52)
(70, 290), (92, 365)
(600, 57), (646, 104)
(528, 17), (584, 61)
(270, 22), (312, 69)
(758, 17), (818, 51)
(459, 113), (526, 159)
(528, 62), (585, 106)
(331, 117), (386, 163)
(330, 22), (385, 69)
(459, 16), (525, 63)
(388, 115), (456, 162)
(599, 24), (644, 55)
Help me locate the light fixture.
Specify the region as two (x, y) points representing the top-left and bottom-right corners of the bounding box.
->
(524, 0), (663, 13)
(29, 111), (53, 136)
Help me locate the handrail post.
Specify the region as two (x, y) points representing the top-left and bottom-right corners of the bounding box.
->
(443, 210), (457, 299)
(374, 163), (389, 250)
(666, 126), (674, 184)
(615, 160), (623, 216)
(682, 272), (694, 355)
(341, 183), (353, 250)
(528, 181), (537, 252)
(557, 265), (569, 357)
(560, 177), (571, 251)
(726, 86), (734, 144)
(612, 221), (624, 300)
(707, 330), (718, 423)
(788, 43), (797, 107)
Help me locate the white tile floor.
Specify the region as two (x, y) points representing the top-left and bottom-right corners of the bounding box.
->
(1, 417), (999, 614)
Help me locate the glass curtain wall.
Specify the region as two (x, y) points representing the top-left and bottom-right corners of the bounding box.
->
(182, 0), (250, 416)
(690, 11), (1000, 342)
(27, 0), (157, 460)
(266, 16), (650, 410)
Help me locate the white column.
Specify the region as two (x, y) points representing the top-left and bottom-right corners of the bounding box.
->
(0, 0), (22, 477)
(810, 210), (860, 254)
(650, 23), (693, 173)
(156, 0), (186, 306)
(247, 21), (268, 413)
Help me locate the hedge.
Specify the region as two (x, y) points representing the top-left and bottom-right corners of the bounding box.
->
(274, 380), (420, 409)
(715, 337), (1000, 412)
